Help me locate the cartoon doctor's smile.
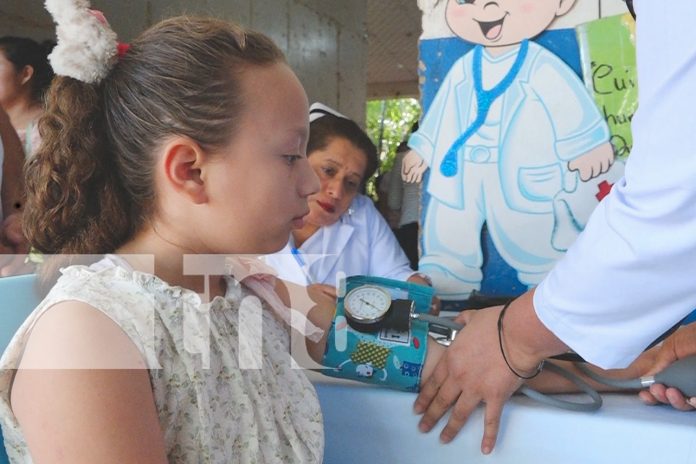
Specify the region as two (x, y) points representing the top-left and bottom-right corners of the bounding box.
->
(446, 0), (577, 51)
(475, 13), (508, 42)
(446, 1), (513, 46)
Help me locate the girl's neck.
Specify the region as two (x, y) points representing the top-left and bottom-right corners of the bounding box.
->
(5, 98), (41, 131)
(116, 226), (225, 299)
(292, 223), (321, 249)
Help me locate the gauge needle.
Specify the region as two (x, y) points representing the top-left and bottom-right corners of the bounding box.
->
(360, 298), (379, 309)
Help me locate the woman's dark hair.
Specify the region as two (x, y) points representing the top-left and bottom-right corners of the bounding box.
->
(307, 114), (379, 191)
(0, 36), (55, 104)
(625, 0), (636, 19)
(24, 17), (285, 257)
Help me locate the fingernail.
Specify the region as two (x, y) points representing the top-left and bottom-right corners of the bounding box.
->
(418, 421), (430, 433)
(439, 434), (452, 444)
(688, 397), (696, 407)
(413, 403), (423, 415)
(482, 446), (492, 455)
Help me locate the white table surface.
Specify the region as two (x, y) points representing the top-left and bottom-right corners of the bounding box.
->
(311, 373), (696, 464)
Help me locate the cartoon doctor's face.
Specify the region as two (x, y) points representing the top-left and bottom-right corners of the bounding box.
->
(445, 0), (577, 48)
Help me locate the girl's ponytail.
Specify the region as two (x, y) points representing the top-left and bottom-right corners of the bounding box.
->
(24, 76), (132, 255)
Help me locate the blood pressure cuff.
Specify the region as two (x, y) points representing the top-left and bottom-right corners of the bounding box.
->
(320, 275), (435, 392)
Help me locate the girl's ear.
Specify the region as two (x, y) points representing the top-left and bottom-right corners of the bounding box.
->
(161, 137), (209, 204)
(20, 65), (35, 86)
(556, 0), (577, 17)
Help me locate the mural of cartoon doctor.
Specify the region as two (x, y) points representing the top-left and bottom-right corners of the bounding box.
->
(403, 0), (615, 299)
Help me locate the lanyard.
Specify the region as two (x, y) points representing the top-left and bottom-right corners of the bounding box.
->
(439, 39), (530, 177)
(291, 246), (314, 285)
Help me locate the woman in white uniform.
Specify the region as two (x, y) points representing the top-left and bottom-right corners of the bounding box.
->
(266, 104), (429, 290)
(413, 0), (696, 454)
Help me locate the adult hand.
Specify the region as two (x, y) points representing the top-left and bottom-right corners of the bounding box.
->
(414, 306), (524, 452)
(401, 150), (427, 184)
(3, 211), (24, 244)
(452, 309), (476, 326)
(414, 291), (565, 452)
(0, 212), (33, 276)
(638, 323), (696, 410)
(278, 282), (337, 367)
(406, 274), (440, 314)
(307, 283), (336, 305)
(429, 296), (442, 315)
(568, 142), (614, 181)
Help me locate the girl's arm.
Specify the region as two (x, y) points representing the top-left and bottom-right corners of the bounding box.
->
(12, 301), (168, 463)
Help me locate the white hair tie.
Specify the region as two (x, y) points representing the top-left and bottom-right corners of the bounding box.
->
(45, 0), (118, 84)
(309, 102), (348, 123)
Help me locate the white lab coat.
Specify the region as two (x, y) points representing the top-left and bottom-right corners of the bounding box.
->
(266, 195), (415, 286)
(534, 0), (696, 368)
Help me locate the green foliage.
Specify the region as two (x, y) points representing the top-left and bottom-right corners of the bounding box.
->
(364, 98), (420, 199)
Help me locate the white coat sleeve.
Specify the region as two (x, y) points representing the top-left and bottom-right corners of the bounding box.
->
(534, 0), (696, 369)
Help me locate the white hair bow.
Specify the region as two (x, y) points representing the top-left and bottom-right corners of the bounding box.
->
(45, 0), (118, 84)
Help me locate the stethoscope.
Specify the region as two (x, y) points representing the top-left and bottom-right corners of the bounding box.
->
(439, 39), (529, 178)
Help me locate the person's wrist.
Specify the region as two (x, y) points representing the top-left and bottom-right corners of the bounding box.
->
(497, 302), (544, 378)
(497, 291), (567, 373)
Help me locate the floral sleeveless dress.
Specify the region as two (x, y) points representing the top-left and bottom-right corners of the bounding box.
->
(0, 256), (323, 463)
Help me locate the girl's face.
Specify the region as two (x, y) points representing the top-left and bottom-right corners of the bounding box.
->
(199, 62), (319, 254)
(0, 50), (24, 109)
(304, 137), (367, 228)
(445, 0), (573, 47)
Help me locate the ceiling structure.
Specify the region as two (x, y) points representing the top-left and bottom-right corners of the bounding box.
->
(366, 0), (422, 100)
(2, 0), (424, 102)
